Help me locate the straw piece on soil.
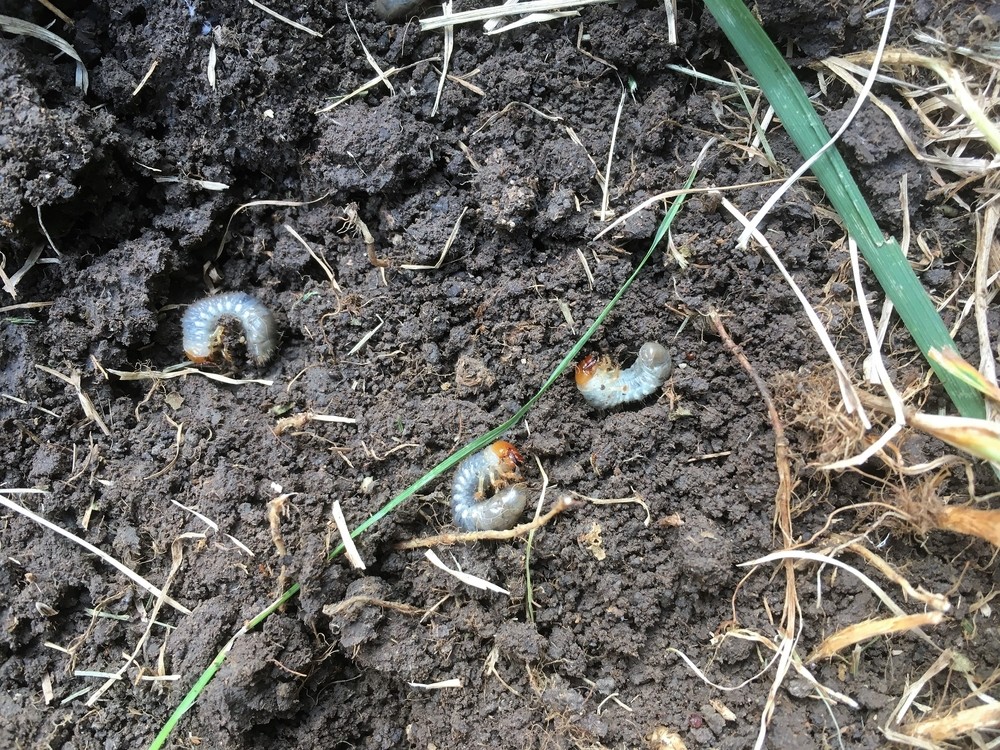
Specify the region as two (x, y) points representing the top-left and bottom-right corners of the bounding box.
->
(423, 549), (509, 594)
(807, 611), (944, 662)
(0, 493), (192, 616)
(332, 500), (366, 570)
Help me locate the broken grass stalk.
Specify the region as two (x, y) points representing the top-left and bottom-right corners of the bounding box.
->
(718, 198), (870, 426)
(524, 456), (550, 623)
(0, 493), (190, 615)
(807, 611), (945, 663)
(419, 0), (614, 31)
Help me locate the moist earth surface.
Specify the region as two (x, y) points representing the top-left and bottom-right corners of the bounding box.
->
(1, 1), (998, 748)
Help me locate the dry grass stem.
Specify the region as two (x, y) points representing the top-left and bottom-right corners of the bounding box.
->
(0, 300), (53, 313)
(1, 392), (60, 418)
(930, 347), (1000, 405)
(719, 200), (870, 426)
(153, 175), (228, 191)
(170, 498), (254, 556)
(666, 62), (760, 92)
(710, 310), (805, 750)
(273, 411), (357, 435)
(575, 23), (617, 70)
(597, 84), (627, 221)
(743, 549), (945, 654)
(485, 10), (577, 34)
(931, 506), (1000, 547)
(108, 366), (273, 387)
(668, 638), (784, 692)
(322, 595), (425, 618)
(906, 703), (1000, 742)
(675, 627), (861, 725)
(822, 43), (1000, 209)
(423, 549), (509, 594)
(75, 671), (123, 680)
(662, 0), (677, 44)
(907, 411), (1000, 465)
(821, 237), (907, 470)
(347, 315), (384, 356)
(314, 58), (439, 115)
(216, 195), (328, 259)
(575, 248), (595, 289)
(883, 649), (954, 747)
(446, 70), (485, 96)
(524, 456), (551, 622)
(579, 491), (651, 526)
(401, 207), (468, 270)
(35, 0), (74, 25)
(395, 494), (579, 550)
(207, 42), (217, 89)
(408, 678), (463, 689)
(339, 204), (388, 284)
(344, 2), (391, 96)
(592, 177), (787, 242)
(730, 66), (776, 168)
(284, 223), (342, 292)
(35, 364), (110, 435)
(850, 236), (906, 421)
(360, 441), (420, 461)
(36, 206), (62, 257)
(267, 493), (293, 559)
(554, 298), (576, 333)
(331, 500), (366, 570)
(972, 199), (1000, 422)
(131, 59), (158, 96)
(2, 245), (44, 299)
(457, 140), (482, 170)
(41, 672), (54, 704)
(315, 66), (402, 114)
(141, 416), (183, 481)
(419, 0), (614, 31)
(0, 14), (88, 91)
(431, 1), (454, 116)
(60, 687), (93, 705)
(244, 0), (321, 37)
(876, 50), (1000, 153)
(848, 388), (1000, 468)
(484, 645), (522, 695)
(807, 611), (945, 663)
(836, 540), (951, 612)
(482, 0), (522, 33)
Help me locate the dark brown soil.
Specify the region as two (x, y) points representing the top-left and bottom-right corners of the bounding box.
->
(2, 1), (998, 748)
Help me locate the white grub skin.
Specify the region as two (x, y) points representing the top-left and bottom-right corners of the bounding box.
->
(182, 292), (278, 365)
(451, 441), (527, 531)
(575, 341), (672, 409)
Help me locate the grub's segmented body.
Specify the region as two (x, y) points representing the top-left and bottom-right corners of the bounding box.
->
(374, 0), (427, 21)
(451, 441), (527, 531)
(575, 341), (672, 409)
(182, 292), (278, 365)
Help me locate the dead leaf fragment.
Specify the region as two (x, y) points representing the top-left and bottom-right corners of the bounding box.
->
(578, 522), (606, 561)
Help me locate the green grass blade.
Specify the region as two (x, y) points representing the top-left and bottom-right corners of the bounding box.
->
(147, 584), (300, 749)
(147, 140), (710, 750)
(703, 0), (985, 419)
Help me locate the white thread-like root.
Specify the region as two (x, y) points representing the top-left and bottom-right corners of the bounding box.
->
(182, 292), (278, 365)
(575, 341), (672, 409)
(451, 441), (527, 531)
